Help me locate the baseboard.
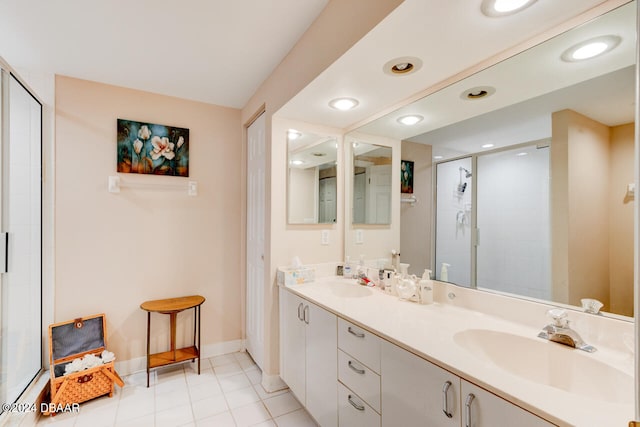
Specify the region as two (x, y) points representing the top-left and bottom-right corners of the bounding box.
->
(261, 372), (288, 393)
(114, 339), (245, 377)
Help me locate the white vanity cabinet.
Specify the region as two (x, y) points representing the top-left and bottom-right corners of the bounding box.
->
(461, 380), (553, 427)
(381, 340), (461, 427)
(337, 319), (383, 427)
(279, 289), (338, 427)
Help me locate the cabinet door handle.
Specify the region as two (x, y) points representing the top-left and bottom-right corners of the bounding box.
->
(303, 305), (309, 324)
(465, 393), (475, 427)
(442, 380), (453, 418)
(348, 360), (365, 375)
(347, 326), (365, 338)
(297, 303), (304, 321)
(348, 394), (365, 411)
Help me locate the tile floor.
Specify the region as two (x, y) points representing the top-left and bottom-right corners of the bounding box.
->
(35, 352), (317, 427)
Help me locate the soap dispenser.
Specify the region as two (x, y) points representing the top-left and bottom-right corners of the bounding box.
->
(419, 269), (433, 305)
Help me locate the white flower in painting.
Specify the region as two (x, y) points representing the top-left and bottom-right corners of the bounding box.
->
(177, 136), (184, 149)
(401, 162), (406, 171)
(133, 139), (143, 155)
(150, 136), (175, 160)
(138, 125), (152, 140)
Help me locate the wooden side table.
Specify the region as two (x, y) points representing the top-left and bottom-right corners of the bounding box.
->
(140, 295), (205, 387)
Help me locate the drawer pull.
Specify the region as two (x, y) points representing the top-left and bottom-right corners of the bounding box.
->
(442, 380), (453, 418)
(297, 303), (303, 321)
(465, 393), (475, 427)
(303, 305), (309, 324)
(347, 326), (365, 338)
(348, 394), (365, 411)
(348, 360), (365, 375)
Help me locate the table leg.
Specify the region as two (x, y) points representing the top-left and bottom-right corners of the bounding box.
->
(192, 307), (197, 363)
(146, 311), (151, 388)
(197, 305), (201, 375)
(169, 312), (177, 362)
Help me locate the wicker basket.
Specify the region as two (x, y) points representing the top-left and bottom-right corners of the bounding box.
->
(47, 313), (124, 414)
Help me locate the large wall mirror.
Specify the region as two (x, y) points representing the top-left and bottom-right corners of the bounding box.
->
(352, 1), (636, 317)
(287, 130), (338, 224)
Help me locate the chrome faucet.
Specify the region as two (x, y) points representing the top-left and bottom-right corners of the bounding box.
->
(537, 309), (596, 353)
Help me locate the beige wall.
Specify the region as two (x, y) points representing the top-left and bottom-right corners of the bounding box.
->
(400, 141), (432, 276)
(239, 0), (404, 383)
(609, 123), (634, 316)
(55, 76), (242, 371)
(551, 109), (611, 310)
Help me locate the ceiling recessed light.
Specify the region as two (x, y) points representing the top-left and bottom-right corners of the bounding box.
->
(383, 57), (423, 76)
(461, 86), (496, 101)
(516, 152), (528, 157)
(291, 159), (304, 165)
(287, 129), (302, 140)
(481, 0), (537, 17)
(397, 115), (424, 126)
(481, 143), (495, 148)
(561, 35), (621, 62)
(329, 97), (359, 111)
(434, 155), (443, 160)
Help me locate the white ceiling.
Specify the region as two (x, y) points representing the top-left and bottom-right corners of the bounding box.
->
(0, 0), (328, 108)
(276, 0), (624, 129)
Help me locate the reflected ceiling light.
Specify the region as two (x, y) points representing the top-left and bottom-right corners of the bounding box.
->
(291, 159), (304, 165)
(434, 155), (443, 160)
(329, 97), (359, 111)
(516, 152), (528, 157)
(287, 129), (302, 140)
(561, 35), (621, 62)
(481, 143), (495, 148)
(460, 86), (496, 100)
(383, 56), (423, 76)
(481, 0), (537, 17)
(397, 115), (424, 126)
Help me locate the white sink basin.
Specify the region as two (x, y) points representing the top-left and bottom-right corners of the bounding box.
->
(325, 281), (373, 298)
(454, 329), (633, 403)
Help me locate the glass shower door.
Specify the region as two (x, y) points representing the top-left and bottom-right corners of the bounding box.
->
(476, 145), (551, 299)
(0, 71), (42, 408)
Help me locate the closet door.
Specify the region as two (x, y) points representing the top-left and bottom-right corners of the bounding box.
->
(246, 112), (265, 370)
(0, 71), (42, 407)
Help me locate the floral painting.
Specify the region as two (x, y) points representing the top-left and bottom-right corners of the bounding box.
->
(401, 160), (414, 194)
(117, 119), (189, 176)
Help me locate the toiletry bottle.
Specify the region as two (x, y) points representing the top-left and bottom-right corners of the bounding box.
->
(440, 263), (450, 282)
(419, 269), (433, 305)
(358, 255), (366, 277)
(344, 256), (352, 279)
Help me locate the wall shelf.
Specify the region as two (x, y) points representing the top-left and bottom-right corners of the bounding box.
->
(108, 175), (198, 196)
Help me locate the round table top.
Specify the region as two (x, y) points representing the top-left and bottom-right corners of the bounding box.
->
(140, 295), (205, 313)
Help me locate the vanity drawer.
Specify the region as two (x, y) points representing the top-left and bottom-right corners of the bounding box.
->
(338, 382), (381, 427)
(338, 349), (381, 413)
(338, 318), (381, 373)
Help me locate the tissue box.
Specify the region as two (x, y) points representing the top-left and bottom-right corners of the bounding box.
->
(277, 267), (316, 286)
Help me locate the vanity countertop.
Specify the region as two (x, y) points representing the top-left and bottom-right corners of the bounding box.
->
(281, 276), (635, 427)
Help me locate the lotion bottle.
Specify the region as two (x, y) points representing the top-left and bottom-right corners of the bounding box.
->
(419, 269), (433, 305)
(440, 263), (450, 282)
(344, 256), (352, 279)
